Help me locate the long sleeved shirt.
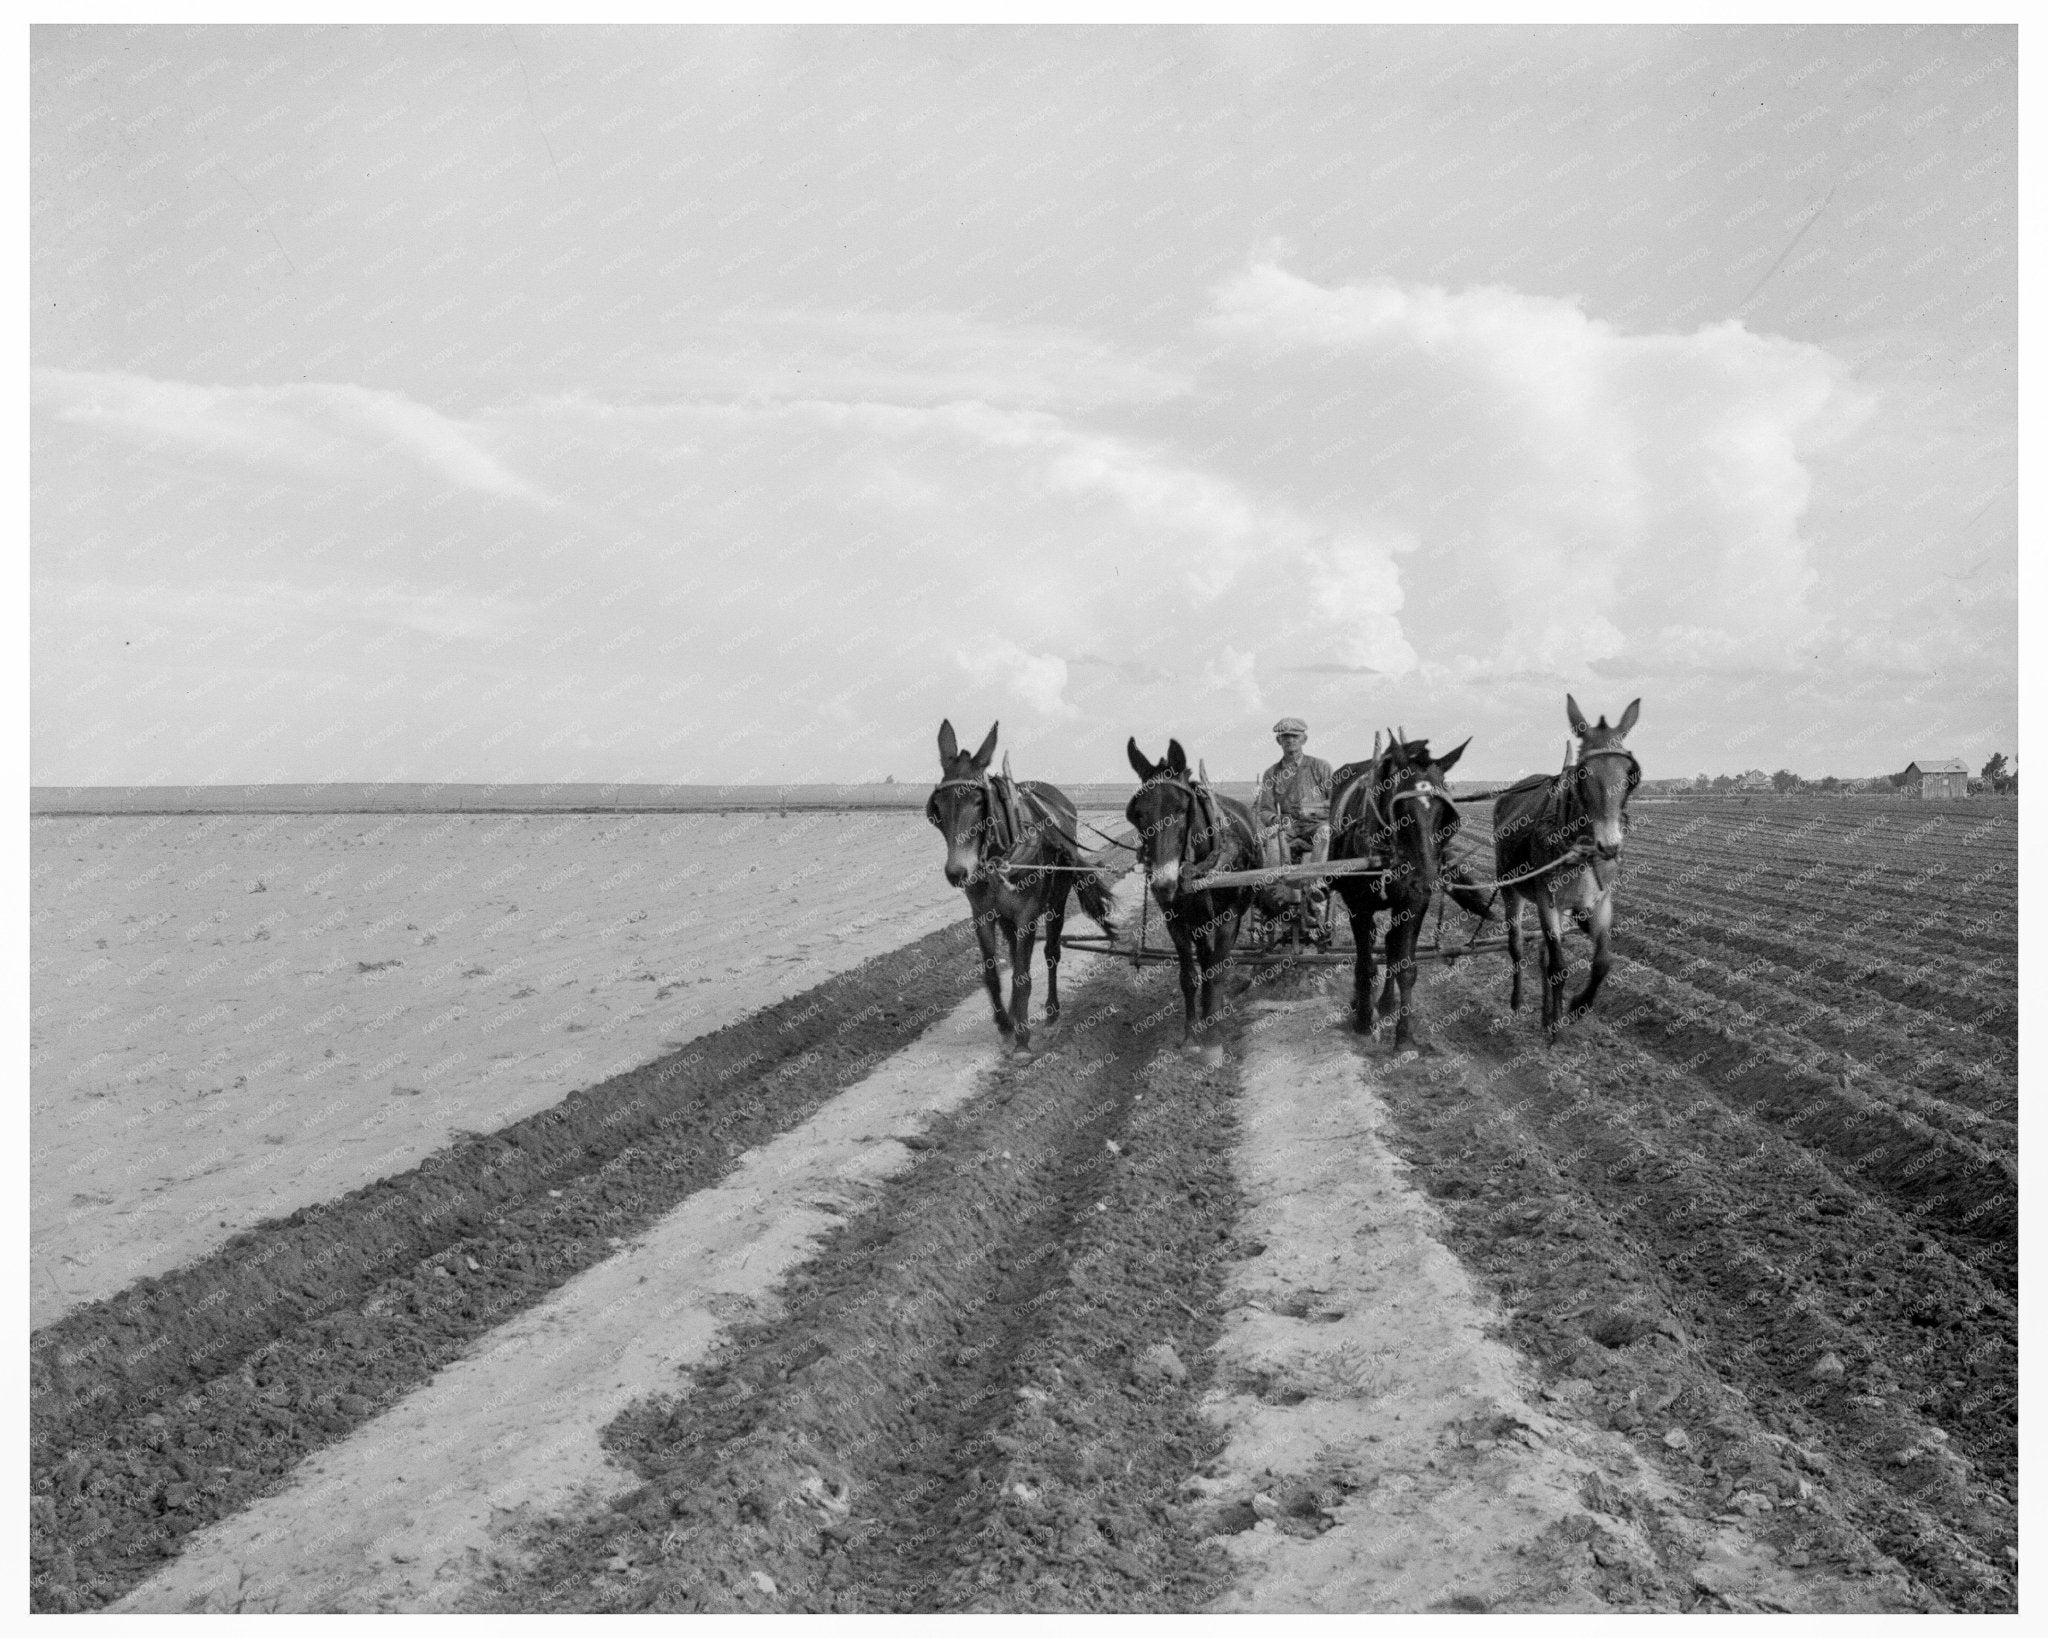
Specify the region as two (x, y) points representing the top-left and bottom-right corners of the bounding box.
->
(1255, 753), (1333, 824)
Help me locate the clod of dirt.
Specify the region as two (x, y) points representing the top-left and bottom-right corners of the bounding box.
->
(1662, 1429), (1691, 1452)
(1135, 1343), (1189, 1385)
(1809, 1353), (1846, 1383)
(1588, 1308), (1659, 1350)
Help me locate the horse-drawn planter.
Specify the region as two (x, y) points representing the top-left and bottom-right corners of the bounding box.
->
(1057, 850), (1506, 971)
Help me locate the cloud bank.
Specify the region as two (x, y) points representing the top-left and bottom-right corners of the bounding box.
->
(33, 370), (547, 503)
(36, 271), (1957, 782)
(1204, 261), (1876, 679)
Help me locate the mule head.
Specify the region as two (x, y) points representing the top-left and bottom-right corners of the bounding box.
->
(1377, 733), (1466, 885)
(1565, 695), (1641, 859)
(1126, 736), (1197, 896)
(928, 718), (1001, 886)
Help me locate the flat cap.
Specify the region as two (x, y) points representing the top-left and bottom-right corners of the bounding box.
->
(1272, 717), (1308, 735)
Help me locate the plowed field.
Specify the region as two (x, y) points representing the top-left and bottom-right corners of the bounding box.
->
(29, 794), (2018, 1612)
(1411, 794), (2017, 1610)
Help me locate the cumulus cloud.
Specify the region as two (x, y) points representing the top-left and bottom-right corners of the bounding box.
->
(32, 369), (547, 503)
(1205, 261), (1874, 678)
(30, 271), (1926, 783)
(954, 639), (1074, 718)
(484, 391), (1420, 744)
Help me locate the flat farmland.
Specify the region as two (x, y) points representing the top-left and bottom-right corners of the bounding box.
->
(1402, 794), (2018, 1609)
(29, 809), (1015, 1325)
(29, 792), (2020, 1613)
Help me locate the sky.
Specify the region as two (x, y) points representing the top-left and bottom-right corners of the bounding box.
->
(31, 23), (2017, 785)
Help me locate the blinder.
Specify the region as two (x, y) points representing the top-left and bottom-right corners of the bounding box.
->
(928, 772), (1014, 865)
(1128, 769), (1230, 879)
(1576, 745), (1641, 793)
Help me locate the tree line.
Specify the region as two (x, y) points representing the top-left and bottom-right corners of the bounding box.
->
(1674, 755), (2017, 796)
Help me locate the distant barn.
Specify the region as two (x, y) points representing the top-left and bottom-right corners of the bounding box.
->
(1904, 759), (1970, 799)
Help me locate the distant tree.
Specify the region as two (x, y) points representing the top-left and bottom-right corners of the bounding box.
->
(1817, 775), (1841, 793)
(1887, 767), (1914, 790)
(1981, 753), (2007, 783)
(883, 774), (895, 784)
(1693, 772), (1711, 789)
(1771, 769), (1800, 793)
(1711, 773), (1736, 792)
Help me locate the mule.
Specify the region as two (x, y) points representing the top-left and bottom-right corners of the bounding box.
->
(1492, 696), (1642, 1039)
(927, 719), (1120, 1054)
(1125, 737), (1262, 1056)
(1327, 731), (1491, 1047)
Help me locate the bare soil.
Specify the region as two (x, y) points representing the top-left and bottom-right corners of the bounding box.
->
(1397, 796), (2018, 1611)
(31, 793), (2016, 1614)
(471, 952), (1252, 1612)
(31, 811), (969, 1322)
(29, 916), (990, 1612)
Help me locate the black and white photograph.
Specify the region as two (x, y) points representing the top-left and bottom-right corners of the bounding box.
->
(28, 18), (2019, 1614)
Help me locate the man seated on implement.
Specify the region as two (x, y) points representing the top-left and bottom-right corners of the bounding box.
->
(1254, 717), (1334, 929)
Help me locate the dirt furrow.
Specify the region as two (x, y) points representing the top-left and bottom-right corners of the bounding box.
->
(1374, 964), (2015, 1612)
(29, 917), (996, 1612)
(1592, 961), (2016, 1278)
(1621, 888), (2017, 1032)
(1608, 918), (2017, 1137)
(472, 956), (1249, 1613)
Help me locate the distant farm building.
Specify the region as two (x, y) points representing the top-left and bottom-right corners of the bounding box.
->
(1904, 759), (1969, 799)
(1740, 769), (1771, 790)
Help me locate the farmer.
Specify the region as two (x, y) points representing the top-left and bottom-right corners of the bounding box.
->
(1255, 717), (1334, 865)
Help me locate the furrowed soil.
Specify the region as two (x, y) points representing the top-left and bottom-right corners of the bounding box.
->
(32, 790), (2016, 1614)
(29, 916), (995, 1612)
(1398, 795), (2017, 1612)
(473, 952), (1251, 1613)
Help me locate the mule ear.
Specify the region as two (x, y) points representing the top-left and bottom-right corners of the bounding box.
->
(1127, 737), (1155, 781)
(1565, 694), (1590, 736)
(1197, 758), (1210, 786)
(1166, 739), (1188, 775)
(1436, 737), (1470, 775)
(1616, 698), (1641, 737)
(1372, 729), (1383, 761)
(938, 719), (959, 765)
(970, 722), (999, 771)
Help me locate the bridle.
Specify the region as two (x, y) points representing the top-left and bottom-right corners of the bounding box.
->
(928, 772), (1015, 871)
(1570, 746), (1641, 807)
(1349, 756), (1456, 863)
(1130, 770), (1237, 884)
(1563, 745), (1641, 859)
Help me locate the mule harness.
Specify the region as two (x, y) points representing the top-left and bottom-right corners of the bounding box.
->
(929, 773), (1118, 879)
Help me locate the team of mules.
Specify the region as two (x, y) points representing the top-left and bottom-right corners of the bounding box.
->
(927, 696), (1641, 1055)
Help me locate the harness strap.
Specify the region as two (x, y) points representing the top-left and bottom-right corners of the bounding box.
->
(990, 773), (1023, 855)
